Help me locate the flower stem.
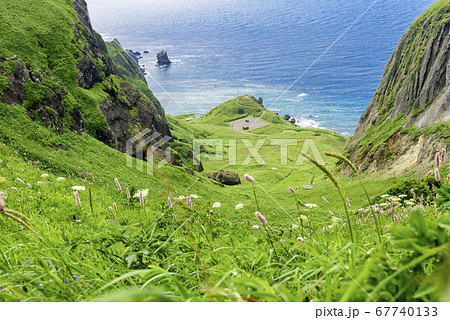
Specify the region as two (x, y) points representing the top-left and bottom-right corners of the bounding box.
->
(252, 183), (260, 212)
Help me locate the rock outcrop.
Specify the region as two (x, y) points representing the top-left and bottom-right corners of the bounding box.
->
(1, 0), (173, 155)
(346, 1), (450, 175)
(207, 170), (241, 185)
(72, 0), (172, 152)
(156, 50), (171, 66)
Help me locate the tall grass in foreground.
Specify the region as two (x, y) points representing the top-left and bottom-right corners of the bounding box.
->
(324, 152), (382, 243)
(0, 144), (449, 302)
(301, 153), (355, 243)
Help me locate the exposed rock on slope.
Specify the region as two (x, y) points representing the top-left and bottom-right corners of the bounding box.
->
(207, 170), (241, 186)
(0, 0), (171, 154)
(346, 0), (450, 175)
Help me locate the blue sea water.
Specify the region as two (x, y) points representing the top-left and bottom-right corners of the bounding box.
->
(86, 0), (436, 135)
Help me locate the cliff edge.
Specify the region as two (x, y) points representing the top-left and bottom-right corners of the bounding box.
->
(346, 0), (450, 175)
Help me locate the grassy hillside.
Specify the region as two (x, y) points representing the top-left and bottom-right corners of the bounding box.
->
(0, 0), (449, 303)
(198, 95), (287, 126)
(2, 92), (450, 301)
(105, 39), (164, 115)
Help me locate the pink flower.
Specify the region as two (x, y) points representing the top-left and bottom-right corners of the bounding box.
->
(114, 178), (122, 192)
(435, 152), (441, 168)
(0, 195), (4, 211)
(126, 187), (131, 200)
(255, 212), (267, 225)
(113, 203), (118, 213)
(322, 197), (329, 205)
(435, 168), (440, 182)
(75, 191), (81, 207)
(17, 178), (25, 184)
(244, 174), (254, 182)
(297, 237), (304, 242)
(426, 170), (433, 180)
(139, 192), (144, 206)
(346, 198), (351, 208)
(168, 197), (173, 209)
(329, 211), (334, 216)
(289, 187), (295, 194)
(280, 239), (284, 243)
(252, 225), (259, 230)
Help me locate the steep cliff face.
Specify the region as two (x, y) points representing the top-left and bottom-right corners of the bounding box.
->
(347, 0), (450, 175)
(0, 0), (171, 153)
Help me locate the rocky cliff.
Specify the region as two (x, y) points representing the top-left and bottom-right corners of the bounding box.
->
(0, 0), (171, 154)
(346, 0), (450, 175)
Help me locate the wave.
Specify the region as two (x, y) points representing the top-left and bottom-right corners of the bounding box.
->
(294, 117), (322, 129)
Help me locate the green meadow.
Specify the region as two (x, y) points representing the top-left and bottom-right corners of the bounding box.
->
(1, 96), (449, 301)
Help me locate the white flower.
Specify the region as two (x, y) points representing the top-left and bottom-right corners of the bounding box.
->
(37, 181), (43, 184)
(190, 194), (199, 199)
(178, 196), (186, 200)
(398, 194), (408, 198)
(300, 215), (309, 222)
(291, 224), (299, 229)
(41, 174), (49, 178)
(331, 217), (341, 224)
(56, 177), (66, 181)
(235, 203), (244, 210)
(379, 203), (388, 207)
(380, 194), (390, 198)
(134, 189), (149, 198)
(212, 202), (221, 208)
(304, 203), (318, 208)
(71, 186), (85, 191)
(405, 201), (415, 206)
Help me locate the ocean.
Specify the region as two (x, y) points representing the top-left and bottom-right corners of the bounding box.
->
(86, 0), (436, 135)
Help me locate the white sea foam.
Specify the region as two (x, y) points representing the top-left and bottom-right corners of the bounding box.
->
(294, 117), (322, 129)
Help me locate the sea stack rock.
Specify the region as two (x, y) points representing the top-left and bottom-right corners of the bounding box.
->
(156, 50), (171, 66)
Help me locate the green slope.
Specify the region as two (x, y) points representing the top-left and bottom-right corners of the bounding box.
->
(105, 39), (165, 115)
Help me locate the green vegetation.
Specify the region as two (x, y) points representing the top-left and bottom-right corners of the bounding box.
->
(357, 114), (407, 154)
(105, 40), (164, 115)
(199, 95), (287, 127)
(402, 122), (450, 144)
(0, 0), (449, 303)
(0, 74), (9, 93)
(2, 92), (450, 301)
